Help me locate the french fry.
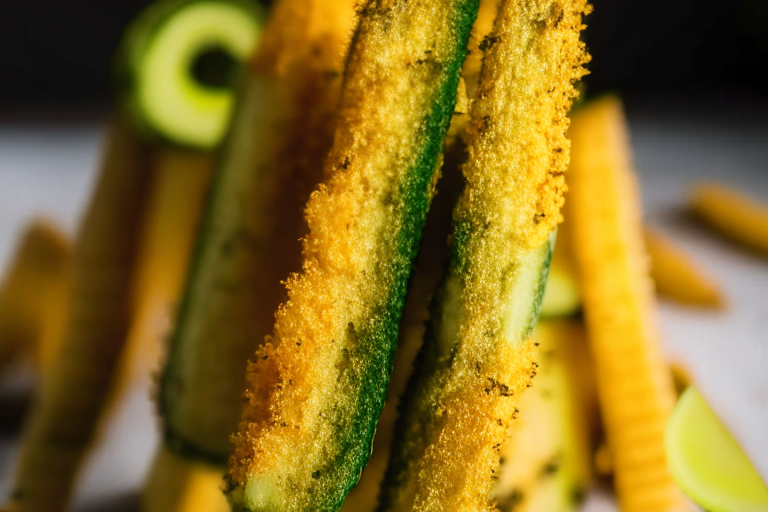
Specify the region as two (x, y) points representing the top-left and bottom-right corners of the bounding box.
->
(645, 228), (724, 308)
(691, 183), (768, 256)
(0, 220), (69, 375)
(5, 117), (153, 512)
(566, 96), (691, 512)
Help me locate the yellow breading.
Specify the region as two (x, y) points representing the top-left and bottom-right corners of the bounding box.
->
(229, 0), (476, 507)
(378, 1), (589, 510)
(567, 96), (692, 512)
(494, 321), (595, 512)
(463, 0), (501, 99)
(341, 99), (469, 512)
(691, 183), (768, 256)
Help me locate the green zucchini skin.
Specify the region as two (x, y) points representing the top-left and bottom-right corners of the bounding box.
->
(377, 234), (554, 511)
(226, 1), (480, 511)
(158, 78), (281, 463)
(114, 0), (265, 149)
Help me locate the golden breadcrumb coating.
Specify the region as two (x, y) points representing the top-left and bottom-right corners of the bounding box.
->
(378, 1), (589, 511)
(161, 0), (358, 459)
(229, 0), (478, 509)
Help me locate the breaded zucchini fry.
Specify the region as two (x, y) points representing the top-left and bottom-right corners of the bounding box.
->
(691, 183), (768, 257)
(341, 90), (470, 512)
(159, 0), (358, 463)
(567, 96), (691, 512)
(645, 228), (724, 308)
(148, 0), (358, 510)
(5, 117), (152, 512)
(0, 220), (69, 375)
(377, 1), (590, 510)
(227, 1), (479, 510)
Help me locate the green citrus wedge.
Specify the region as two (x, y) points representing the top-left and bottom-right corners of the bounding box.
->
(666, 387), (768, 512)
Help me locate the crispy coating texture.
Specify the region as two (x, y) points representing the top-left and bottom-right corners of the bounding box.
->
(494, 321), (595, 512)
(378, 1), (589, 511)
(229, 0), (477, 509)
(567, 96), (692, 512)
(161, 0), (357, 460)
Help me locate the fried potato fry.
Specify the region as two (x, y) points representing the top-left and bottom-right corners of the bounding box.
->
(691, 183), (768, 257)
(567, 96), (692, 512)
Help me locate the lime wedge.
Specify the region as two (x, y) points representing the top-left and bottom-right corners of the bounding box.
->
(666, 387), (768, 512)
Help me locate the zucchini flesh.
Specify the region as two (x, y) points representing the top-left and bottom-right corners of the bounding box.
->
(226, 1), (479, 510)
(117, 0), (265, 149)
(160, 0), (358, 463)
(567, 96), (689, 512)
(378, 1), (590, 510)
(493, 320), (594, 512)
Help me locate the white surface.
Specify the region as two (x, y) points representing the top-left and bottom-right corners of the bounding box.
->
(0, 105), (766, 510)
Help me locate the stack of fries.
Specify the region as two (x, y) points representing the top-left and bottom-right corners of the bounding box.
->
(1, 0), (767, 511)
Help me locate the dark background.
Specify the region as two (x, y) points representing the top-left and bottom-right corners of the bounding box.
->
(1, 0), (767, 111)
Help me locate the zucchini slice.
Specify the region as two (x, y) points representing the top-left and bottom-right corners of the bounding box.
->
(118, 0), (264, 148)
(378, 1), (590, 510)
(7, 118), (153, 512)
(226, 1), (479, 511)
(159, 0), (358, 463)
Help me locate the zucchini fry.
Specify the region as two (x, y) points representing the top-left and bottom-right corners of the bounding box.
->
(494, 320), (594, 512)
(227, 1), (479, 510)
(645, 228), (724, 308)
(341, 90), (470, 512)
(378, 1), (589, 510)
(5, 117), (152, 512)
(148, 0), (359, 509)
(567, 96), (691, 512)
(159, 0), (358, 465)
(691, 183), (768, 257)
(0, 220), (69, 375)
